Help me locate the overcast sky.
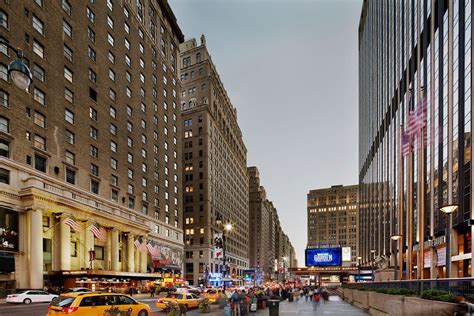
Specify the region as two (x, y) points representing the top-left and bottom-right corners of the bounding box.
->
(170, 0), (362, 265)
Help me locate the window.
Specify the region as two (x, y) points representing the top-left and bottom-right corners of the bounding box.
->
(107, 0), (113, 11)
(88, 47), (96, 62)
(110, 124), (117, 135)
(137, 0), (144, 21)
(88, 27), (95, 42)
(65, 150), (75, 165)
(71, 241), (77, 256)
(107, 15), (114, 29)
(0, 116), (8, 133)
(89, 126), (98, 139)
(0, 139), (8, 157)
(125, 38), (130, 50)
(90, 164), (99, 176)
(108, 51), (115, 64)
(88, 69), (96, 83)
(34, 134), (46, 150)
(65, 130), (74, 144)
(0, 11), (8, 28)
(0, 90), (8, 108)
(111, 158), (117, 170)
(127, 153), (133, 163)
(62, 0), (71, 15)
(111, 189), (118, 202)
(33, 40), (44, 58)
(125, 55), (131, 67)
(65, 109), (74, 124)
(0, 168), (9, 185)
(63, 20), (72, 38)
(87, 7), (95, 23)
(63, 88), (73, 104)
(63, 45), (73, 62)
(34, 111), (45, 128)
(94, 246), (104, 260)
(33, 88), (45, 105)
(90, 145), (98, 158)
(109, 89), (116, 101)
(107, 33), (114, 46)
(32, 15), (44, 35)
(0, 64), (6, 81)
(91, 179), (99, 194)
(89, 107), (97, 121)
(110, 141), (117, 152)
(108, 69), (115, 81)
(111, 175), (118, 186)
(64, 67), (73, 83)
(109, 107), (116, 118)
(32, 64), (45, 82)
(128, 197), (134, 209)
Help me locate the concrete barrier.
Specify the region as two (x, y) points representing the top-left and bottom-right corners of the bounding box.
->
(343, 289), (459, 316)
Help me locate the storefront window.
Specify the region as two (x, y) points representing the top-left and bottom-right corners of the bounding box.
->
(94, 246), (104, 260)
(0, 208), (18, 252)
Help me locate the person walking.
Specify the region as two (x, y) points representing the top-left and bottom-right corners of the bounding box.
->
(312, 290), (321, 311)
(231, 289), (242, 316)
(150, 286), (155, 298)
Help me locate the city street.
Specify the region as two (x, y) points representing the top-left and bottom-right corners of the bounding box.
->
(0, 296), (368, 316)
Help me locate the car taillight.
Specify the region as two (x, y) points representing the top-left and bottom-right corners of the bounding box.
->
(62, 307), (78, 313)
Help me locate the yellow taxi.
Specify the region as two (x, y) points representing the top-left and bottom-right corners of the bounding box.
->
(203, 289), (224, 303)
(156, 292), (200, 309)
(46, 292), (151, 316)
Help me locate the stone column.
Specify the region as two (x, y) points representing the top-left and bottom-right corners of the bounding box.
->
(140, 241), (147, 273)
(111, 229), (119, 271)
(59, 217), (71, 271)
(84, 223), (94, 269)
(126, 234), (135, 272)
(29, 209), (43, 289)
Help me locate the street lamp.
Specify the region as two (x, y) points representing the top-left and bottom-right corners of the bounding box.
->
(220, 220), (233, 291)
(440, 204), (459, 278)
(356, 256), (362, 282)
(0, 40), (32, 90)
(391, 234), (402, 280)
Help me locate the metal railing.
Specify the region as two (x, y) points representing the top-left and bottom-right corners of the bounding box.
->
(348, 278), (474, 298)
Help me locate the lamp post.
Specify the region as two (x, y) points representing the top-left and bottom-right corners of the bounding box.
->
(440, 204), (458, 278)
(0, 40), (32, 90)
(370, 250), (376, 281)
(216, 215), (233, 292)
(356, 256), (362, 282)
(391, 235), (402, 280)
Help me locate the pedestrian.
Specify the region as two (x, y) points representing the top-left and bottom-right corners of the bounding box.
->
(231, 289), (242, 316)
(150, 286), (155, 298)
(129, 286), (134, 297)
(313, 290), (321, 311)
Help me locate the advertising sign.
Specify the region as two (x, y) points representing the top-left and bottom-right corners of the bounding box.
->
(342, 247), (351, 262)
(305, 248), (342, 267)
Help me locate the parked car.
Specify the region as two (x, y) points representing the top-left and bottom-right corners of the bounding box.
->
(47, 292), (150, 316)
(6, 290), (58, 304)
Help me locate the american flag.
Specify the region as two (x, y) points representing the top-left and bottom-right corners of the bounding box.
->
(147, 241), (159, 257)
(406, 110), (419, 136)
(402, 131), (411, 156)
(139, 239), (148, 253)
(134, 238), (142, 249)
(64, 217), (81, 231)
(90, 224), (107, 241)
(407, 97), (427, 137)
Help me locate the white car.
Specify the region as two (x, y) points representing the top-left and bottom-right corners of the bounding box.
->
(6, 290), (58, 304)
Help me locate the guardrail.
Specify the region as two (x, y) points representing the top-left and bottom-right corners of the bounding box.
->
(349, 278), (474, 297)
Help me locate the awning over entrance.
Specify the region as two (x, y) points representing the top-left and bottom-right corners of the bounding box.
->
(51, 270), (167, 279)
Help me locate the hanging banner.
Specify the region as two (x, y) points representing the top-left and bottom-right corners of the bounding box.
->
(424, 251), (431, 268)
(437, 247), (446, 267)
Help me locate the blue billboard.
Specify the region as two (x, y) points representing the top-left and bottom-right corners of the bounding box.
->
(305, 248), (342, 267)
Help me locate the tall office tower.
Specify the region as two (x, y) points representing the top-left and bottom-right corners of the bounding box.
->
(180, 36), (249, 286)
(0, 0), (185, 291)
(307, 185), (359, 260)
(359, 1), (473, 279)
(248, 166), (276, 281)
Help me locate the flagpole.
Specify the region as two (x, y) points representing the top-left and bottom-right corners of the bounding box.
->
(407, 91), (414, 281)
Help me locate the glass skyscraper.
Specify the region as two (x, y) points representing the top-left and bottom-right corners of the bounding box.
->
(359, 0), (473, 279)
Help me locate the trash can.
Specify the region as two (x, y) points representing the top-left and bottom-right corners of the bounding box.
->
(288, 294), (294, 302)
(267, 299), (280, 316)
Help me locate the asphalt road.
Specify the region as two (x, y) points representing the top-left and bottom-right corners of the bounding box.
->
(0, 298), (197, 316)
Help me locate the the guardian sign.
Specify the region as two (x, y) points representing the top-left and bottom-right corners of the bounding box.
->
(305, 248), (342, 267)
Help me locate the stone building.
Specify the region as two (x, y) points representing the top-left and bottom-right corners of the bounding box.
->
(0, 0), (184, 291)
(180, 36), (249, 286)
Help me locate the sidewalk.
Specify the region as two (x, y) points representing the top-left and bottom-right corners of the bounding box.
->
(205, 296), (368, 315)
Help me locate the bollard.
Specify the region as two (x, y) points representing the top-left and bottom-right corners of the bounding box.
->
(268, 299), (280, 316)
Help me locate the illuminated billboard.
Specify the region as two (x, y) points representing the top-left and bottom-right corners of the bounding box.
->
(305, 248), (342, 267)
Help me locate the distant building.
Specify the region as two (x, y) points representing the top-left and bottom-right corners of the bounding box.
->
(307, 185), (359, 261)
(180, 36), (249, 286)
